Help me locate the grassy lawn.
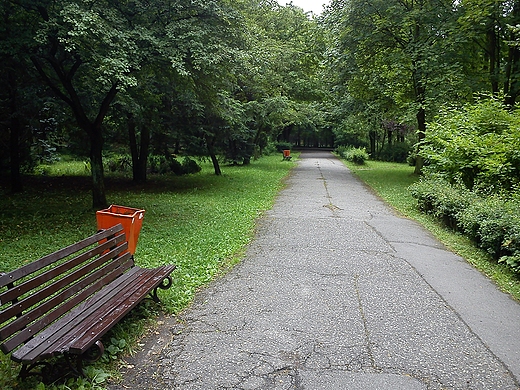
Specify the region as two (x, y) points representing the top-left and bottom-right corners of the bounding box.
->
(0, 154), (296, 389)
(344, 159), (520, 302)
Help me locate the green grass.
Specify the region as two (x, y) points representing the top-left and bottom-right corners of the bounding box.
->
(0, 154), (296, 389)
(344, 159), (520, 302)
(34, 159), (90, 176)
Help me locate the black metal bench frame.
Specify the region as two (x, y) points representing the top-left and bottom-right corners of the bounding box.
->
(0, 224), (176, 383)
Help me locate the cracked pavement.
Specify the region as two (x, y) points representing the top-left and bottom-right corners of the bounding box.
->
(111, 150), (520, 389)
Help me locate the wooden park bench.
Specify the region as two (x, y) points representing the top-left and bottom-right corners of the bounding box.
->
(0, 224), (176, 383)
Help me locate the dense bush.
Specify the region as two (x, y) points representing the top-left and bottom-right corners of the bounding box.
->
(410, 177), (520, 272)
(412, 98), (520, 273)
(181, 157), (202, 174)
(148, 155), (201, 175)
(409, 175), (475, 229)
(335, 146), (369, 165)
(105, 154), (132, 173)
(274, 142), (293, 153)
(379, 142), (411, 163)
(420, 98), (520, 193)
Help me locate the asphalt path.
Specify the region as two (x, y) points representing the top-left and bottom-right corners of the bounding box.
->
(112, 150), (520, 389)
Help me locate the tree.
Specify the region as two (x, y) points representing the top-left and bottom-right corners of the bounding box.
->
(0, 0), (41, 193)
(457, 0), (520, 104)
(235, 0), (327, 149)
(30, 0), (146, 207)
(26, 0), (244, 203)
(324, 0), (466, 171)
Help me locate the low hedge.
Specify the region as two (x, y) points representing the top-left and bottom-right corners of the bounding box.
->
(410, 177), (520, 272)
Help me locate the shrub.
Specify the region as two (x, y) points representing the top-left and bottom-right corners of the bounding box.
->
(334, 145), (349, 158)
(458, 196), (520, 260)
(148, 155), (170, 174)
(335, 146), (369, 165)
(182, 157), (202, 174)
(411, 177), (520, 273)
(105, 154), (132, 173)
(409, 176), (475, 229)
(379, 142), (411, 163)
(350, 148), (369, 165)
(275, 142), (292, 153)
(149, 155), (201, 175)
(169, 158), (184, 175)
(420, 97), (520, 193)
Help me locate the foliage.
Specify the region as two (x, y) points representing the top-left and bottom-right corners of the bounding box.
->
(102, 338), (127, 363)
(409, 175), (476, 230)
(378, 142), (411, 163)
(104, 155), (132, 174)
(336, 145), (369, 165)
(329, 102), (371, 149)
(323, 0), (467, 160)
(420, 97), (520, 193)
(147, 155), (201, 176)
(458, 0), (520, 105)
(236, 1), (327, 148)
(274, 142), (293, 152)
(410, 176), (520, 273)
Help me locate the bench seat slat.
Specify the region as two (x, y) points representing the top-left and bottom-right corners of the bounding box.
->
(36, 265), (175, 359)
(38, 266), (149, 359)
(69, 265), (177, 354)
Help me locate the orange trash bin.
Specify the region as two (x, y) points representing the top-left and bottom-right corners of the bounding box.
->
(96, 205), (145, 255)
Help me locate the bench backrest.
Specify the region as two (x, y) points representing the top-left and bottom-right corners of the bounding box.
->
(0, 224), (133, 355)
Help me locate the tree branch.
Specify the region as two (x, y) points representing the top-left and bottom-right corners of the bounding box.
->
(30, 55), (73, 106)
(94, 83), (119, 128)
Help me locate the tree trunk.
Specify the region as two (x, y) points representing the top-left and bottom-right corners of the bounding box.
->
(206, 136), (221, 175)
(504, 46), (520, 106)
(487, 29), (499, 94)
(129, 115), (150, 183)
(414, 105), (426, 175)
(9, 116), (23, 193)
(137, 125), (150, 181)
(8, 69), (23, 193)
(210, 152), (221, 175)
(369, 130), (376, 157)
(89, 126), (107, 209)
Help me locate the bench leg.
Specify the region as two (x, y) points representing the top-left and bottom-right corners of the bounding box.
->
(20, 359), (72, 384)
(18, 341), (105, 383)
(19, 362), (54, 383)
(68, 340), (105, 378)
(150, 275), (173, 303)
